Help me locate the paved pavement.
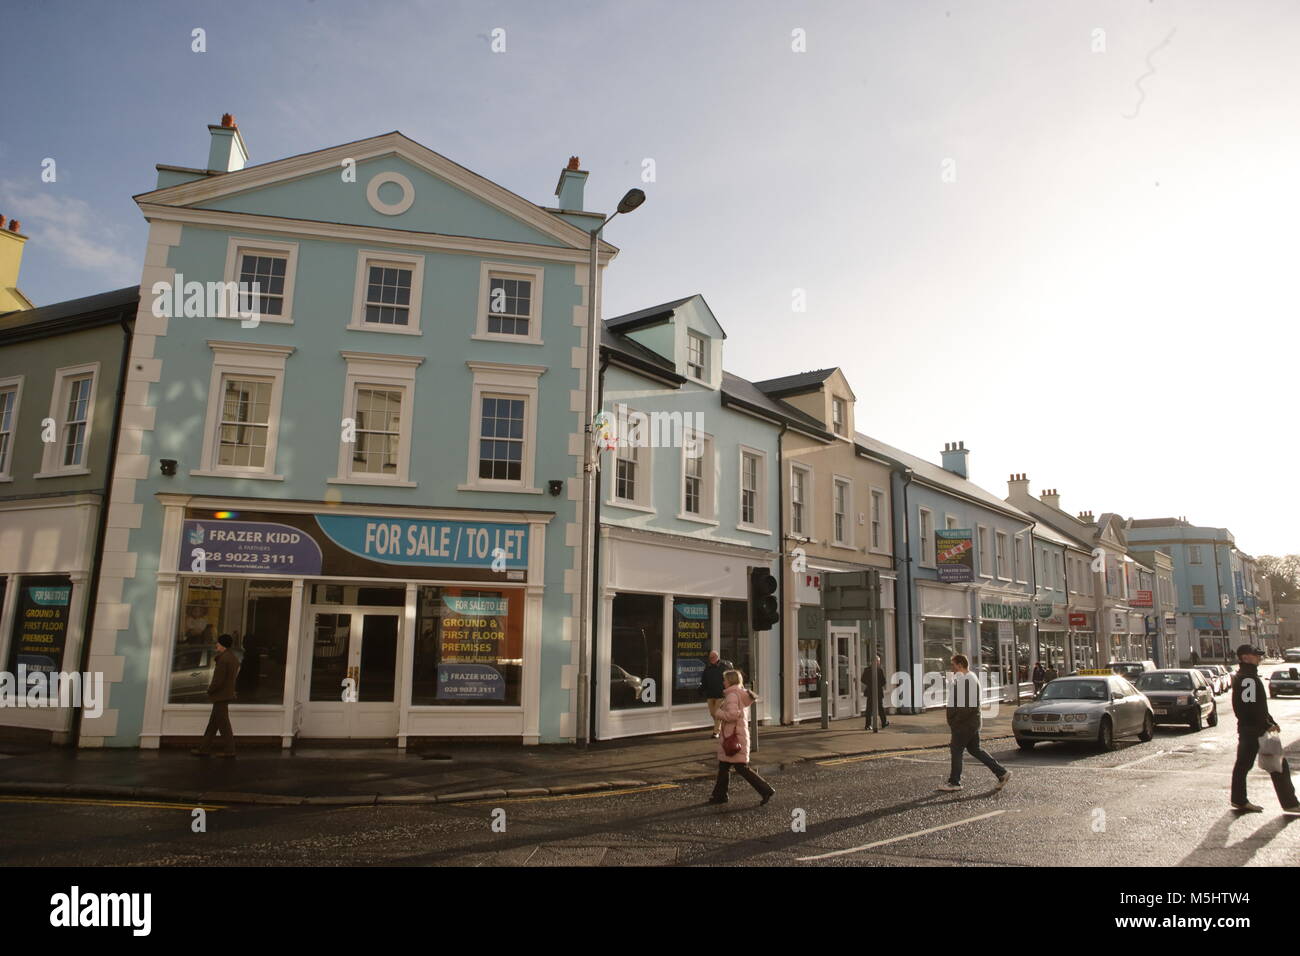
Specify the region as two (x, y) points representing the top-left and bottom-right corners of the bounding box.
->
(1, 696), (1295, 867)
(0, 707), (1013, 804)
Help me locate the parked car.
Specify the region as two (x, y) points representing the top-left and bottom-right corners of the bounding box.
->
(1194, 666), (1228, 695)
(609, 664), (644, 707)
(1284, 647), (1300, 663)
(1134, 669), (1217, 730)
(1013, 675), (1154, 751)
(169, 646), (216, 703)
(1269, 667), (1300, 698)
(1107, 660), (1158, 682)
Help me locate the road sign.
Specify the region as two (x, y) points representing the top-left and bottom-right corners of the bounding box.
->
(799, 605), (825, 641)
(823, 569), (880, 622)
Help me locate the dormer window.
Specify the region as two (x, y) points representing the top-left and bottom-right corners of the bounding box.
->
(686, 332), (707, 381)
(832, 398), (846, 436)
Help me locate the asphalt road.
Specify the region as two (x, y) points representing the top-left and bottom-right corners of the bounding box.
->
(3, 696), (1297, 867)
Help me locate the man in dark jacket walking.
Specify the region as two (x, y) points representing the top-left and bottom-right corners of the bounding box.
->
(193, 633), (240, 757)
(938, 654), (1011, 792)
(861, 656), (889, 729)
(700, 651), (733, 738)
(1032, 661), (1046, 695)
(1229, 643), (1298, 813)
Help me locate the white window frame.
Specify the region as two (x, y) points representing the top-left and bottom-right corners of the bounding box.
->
(1014, 535), (1026, 583)
(832, 476), (853, 548)
(330, 351), (423, 486)
(36, 363), (99, 478)
(222, 237), (299, 325)
(945, 513), (959, 530)
(0, 375), (22, 481)
(348, 249), (425, 335)
(995, 531), (1010, 580)
(737, 445), (768, 533)
(686, 331), (708, 382)
(606, 406), (653, 512)
(869, 487), (888, 554)
(831, 398), (846, 437)
(473, 261), (545, 345)
(1192, 584), (1205, 607)
(461, 361), (545, 493)
(677, 430), (717, 524)
(977, 524), (991, 578)
(1188, 545), (1203, 565)
(789, 462), (813, 537)
(194, 341), (294, 479)
(918, 507), (934, 567)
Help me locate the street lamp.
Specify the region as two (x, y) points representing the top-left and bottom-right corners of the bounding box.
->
(576, 187), (646, 747)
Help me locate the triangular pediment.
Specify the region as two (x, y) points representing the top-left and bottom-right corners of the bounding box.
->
(135, 132), (604, 252)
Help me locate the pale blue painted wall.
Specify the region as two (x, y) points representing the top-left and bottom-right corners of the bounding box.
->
(108, 157), (588, 745)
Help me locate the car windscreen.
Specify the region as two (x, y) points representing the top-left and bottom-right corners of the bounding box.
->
(1136, 673), (1192, 691)
(1041, 680), (1107, 701)
(1273, 669), (1299, 680)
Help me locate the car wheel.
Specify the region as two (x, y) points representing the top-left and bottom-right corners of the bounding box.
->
(1017, 738), (1036, 751)
(1138, 713), (1154, 742)
(1188, 708), (1202, 732)
(1207, 703), (1218, 727)
(1098, 717), (1116, 751)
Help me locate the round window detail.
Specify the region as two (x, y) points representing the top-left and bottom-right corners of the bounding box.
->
(366, 171), (415, 216)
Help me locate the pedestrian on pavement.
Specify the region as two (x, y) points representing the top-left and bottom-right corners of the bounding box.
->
(1229, 643), (1299, 814)
(938, 654), (1011, 793)
(192, 633), (240, 758)
(708, 670), (775, 806)
(1190, 649), (1200, 667)
(1044, 663), (1058, 683)
(860, 656), (889, 729)
(1032, 661), (1046, 695)
(700, 650), (733, 738)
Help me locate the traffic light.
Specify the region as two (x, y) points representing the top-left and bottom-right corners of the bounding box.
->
(749, 566), (780, 631)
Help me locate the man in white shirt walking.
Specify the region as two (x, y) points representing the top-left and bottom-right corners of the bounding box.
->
(939, 654), (1011, 792)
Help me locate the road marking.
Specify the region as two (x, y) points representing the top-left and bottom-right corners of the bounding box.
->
(819, 746), (950, 766)
(796, 809), (1006, 861)
(448, 783), (678, 806)
(1111, 750), (1168, 770)
(0, 795), (225, 810)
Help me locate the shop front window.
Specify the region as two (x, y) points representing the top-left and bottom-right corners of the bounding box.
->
(719, 600), (750, 685)
(1038, 631), (1065, 673)
(979, 622), (998, 674)
(798, 638), (821, 700)
(7, 575), (73, 679)
(1015, 622), (1031, 684)
(672, 598), (711, 706)
(610, 593), (663, 710)
(171, 577), (291, 704)
(411, 586), (523, 706)
(924, 618), (964, 688)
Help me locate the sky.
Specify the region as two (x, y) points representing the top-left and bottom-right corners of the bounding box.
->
(1, 0), (1297, 554)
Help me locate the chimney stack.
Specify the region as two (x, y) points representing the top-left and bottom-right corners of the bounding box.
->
(207, 113), (248, 173)
(0, 211), (31, 313)
(1040, 488), (1061, 510)
(1007, 473), (1030, 498)
(1077, 510), (1095, 523)
(554, 155), (588, 211)
(940, 441), (969, 478)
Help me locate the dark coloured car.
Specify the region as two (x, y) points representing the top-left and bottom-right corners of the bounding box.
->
(1269, 667), (1300, 698)
(1134, 669), (1217, 730)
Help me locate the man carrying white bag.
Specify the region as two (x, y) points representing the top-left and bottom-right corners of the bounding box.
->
(1229, 643), (1299, 814)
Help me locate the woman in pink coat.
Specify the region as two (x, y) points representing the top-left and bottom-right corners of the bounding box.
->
(707, 670), (776, 805)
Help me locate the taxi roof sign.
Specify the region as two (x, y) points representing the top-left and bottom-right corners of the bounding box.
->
(1077, 668), (1112, 676)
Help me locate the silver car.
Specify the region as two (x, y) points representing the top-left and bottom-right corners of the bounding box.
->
(1013, 675), (1154, 751)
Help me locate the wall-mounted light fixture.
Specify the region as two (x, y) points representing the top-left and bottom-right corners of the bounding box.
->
(548, 479), (564, 497)
(159, 459), (178, 477)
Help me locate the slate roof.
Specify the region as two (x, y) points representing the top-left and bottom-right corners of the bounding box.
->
(605, 295), (698, 333)
(0, 285), (138, 339)
(853, 430), (1035, 524)
(752, 368), (838, 397)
